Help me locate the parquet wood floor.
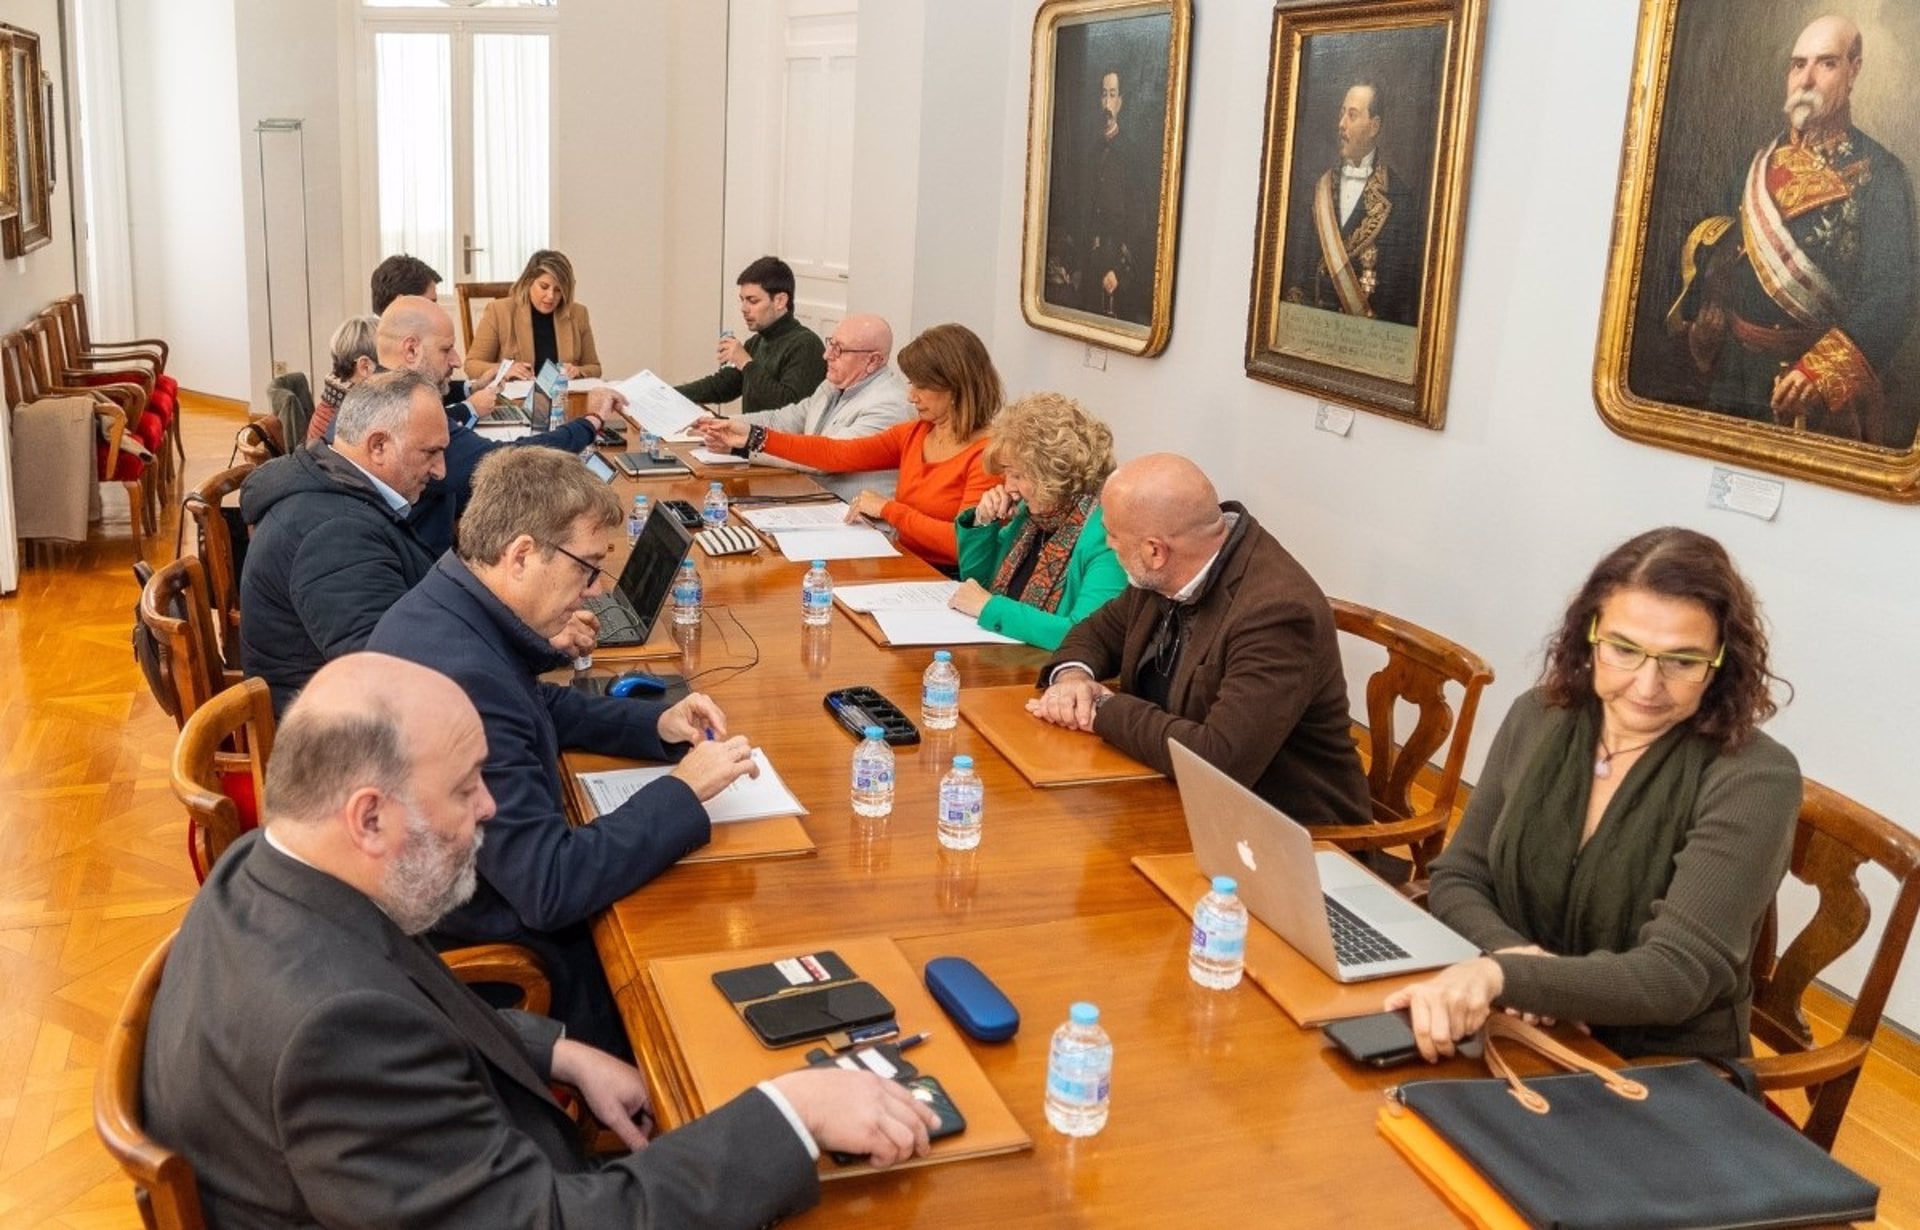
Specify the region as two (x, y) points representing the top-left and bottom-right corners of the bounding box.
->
(0, 394), (1915, 1227)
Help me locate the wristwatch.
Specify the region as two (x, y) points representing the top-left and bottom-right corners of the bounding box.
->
(744, 423), (769, 456)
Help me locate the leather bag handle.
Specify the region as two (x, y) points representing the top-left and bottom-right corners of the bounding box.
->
(1480, 1015), (1648, 1115)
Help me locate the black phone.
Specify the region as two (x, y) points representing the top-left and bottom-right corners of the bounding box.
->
(828, 1075), (965, 1165)
(741, 981), (895, 1048)
(1323, 1010), (1422, 1068)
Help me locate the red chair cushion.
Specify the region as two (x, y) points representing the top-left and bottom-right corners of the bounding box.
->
(188, 770), (260, 883)
(98, 441), (147, 481)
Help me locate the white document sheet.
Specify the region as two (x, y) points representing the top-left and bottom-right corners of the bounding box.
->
(738, 503), (852, 532)
(773, 527), (901, 562)
(610, 370), (706, 437)
(474, 423), (532, 442)
(691, 448), (750, 466)
(832, 580), (959, 613)
(500, 379), (533, 400)
(576, 749), (805, 824)
(871, 608), (1019, 646)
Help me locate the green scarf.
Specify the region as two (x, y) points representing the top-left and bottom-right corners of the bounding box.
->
(1489, 701), (1714, 959)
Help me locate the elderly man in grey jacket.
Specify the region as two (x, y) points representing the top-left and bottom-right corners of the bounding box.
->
(696, 312), (912, 502)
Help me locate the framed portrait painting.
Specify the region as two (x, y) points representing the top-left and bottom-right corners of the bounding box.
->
(1021, 0), (1192, 357)
(1, 23), (49, 256)
(1596, 0), (1920, 500)
(1244, 0), (1486, 429)
(0, 25), (17, 225)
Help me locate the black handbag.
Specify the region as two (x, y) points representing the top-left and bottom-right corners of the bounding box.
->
(1393, 1016), (1878, 1230)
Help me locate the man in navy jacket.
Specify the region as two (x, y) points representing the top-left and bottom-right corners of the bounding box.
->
(368, 448), (759, 1054)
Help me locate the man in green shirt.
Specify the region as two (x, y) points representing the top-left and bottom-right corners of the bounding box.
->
(674, 256), (828, 413)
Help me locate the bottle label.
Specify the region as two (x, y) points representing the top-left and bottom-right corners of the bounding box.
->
(1191, 922), (1246, 960)
(924, 683), (959, 707)
(805, 589), (832, 610)
(1047, 1068), (1110, 1105)
(854, 766), (892, 791)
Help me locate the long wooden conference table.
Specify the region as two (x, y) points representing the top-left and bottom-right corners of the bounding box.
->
(563, 452), (1481, 1226)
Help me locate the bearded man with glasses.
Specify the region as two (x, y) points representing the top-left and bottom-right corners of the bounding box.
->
(368, 447), (760, 1056)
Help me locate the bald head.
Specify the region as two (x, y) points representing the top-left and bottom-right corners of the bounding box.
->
(1100, 454), (1229, 596)
(1785, 15), (1863, 132)
(824, 313), (895, 390)
(377, 295), (461, 392)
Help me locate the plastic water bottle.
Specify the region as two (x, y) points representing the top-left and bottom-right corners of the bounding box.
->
(936, 755), (983, 850)
(921, 649), (960, 730)
(1044, 1002), (1112, 1137)
(641, 430), (664, 461)
(851, 726), (895, 818)
(671, 559), (702, 626)
(549, 369), (569, 431)
(801, 560), (833, 627)
(1189, 875), (1249, 990)
(702, 481), (729, 528)
(626, 493), (649, 545)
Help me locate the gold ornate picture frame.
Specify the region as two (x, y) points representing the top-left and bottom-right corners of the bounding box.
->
(0, 26), (18, 225)
(1244, 0), (1485, 429)
(1, 22), (49, 257)
(1020, 0), (1192, 357)
(1595, 0), (1920, 500)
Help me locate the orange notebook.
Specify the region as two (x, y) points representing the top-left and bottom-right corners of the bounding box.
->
(1377, 1104), (1529, 1230)
(1131, 851), (1428, 1026)
(562, 753), (815, 865)
(959, 683), (1162, 788)
(646, 935), (1032, 1179)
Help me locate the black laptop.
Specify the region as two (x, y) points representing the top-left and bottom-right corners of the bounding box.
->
(586, 501), (693, 646)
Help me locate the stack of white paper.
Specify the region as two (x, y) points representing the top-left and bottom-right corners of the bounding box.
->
(738, 503), (852, 532)
(831, 580), (1018, 645)
(610, 370), (707, 437)
(773, 527), (900, 562)
(832, 579), (959, 611)
(690, 448), (750, 466)
(576, 749), (806, 824)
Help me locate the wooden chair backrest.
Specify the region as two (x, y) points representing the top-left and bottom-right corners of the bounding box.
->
(95, 930), (207, 1230)
(66, 291), (170, 365)
(171, 677), (276, 878)
(1749, 777), (1920, 1148)
(1, 329), (29, 408)
(139, 557), (228, 726)
(184, 464), (256, 670)
(1331, 597), (1495, 829)
(454, 280), (512, 351)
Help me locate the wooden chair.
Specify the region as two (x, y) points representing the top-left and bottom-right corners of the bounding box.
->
(455, 280), (512, 351)
(2, 327), (155, 552)
(182, 464), (256, 671)
(172, 676), (274, 881)
(97, 929), (551, 1230)
(55, 292), (183, 473)
(1747, 777), (1920, 1150)
(40, 301), (174, 493)
(139, 557), (237, 729)
(1305, 598), (1495, 879)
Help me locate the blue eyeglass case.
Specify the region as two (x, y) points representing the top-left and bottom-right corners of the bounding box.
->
(924, 956), (1019, 1043)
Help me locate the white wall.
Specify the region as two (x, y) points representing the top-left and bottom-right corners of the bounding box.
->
(0, 0), (77, 335)
(891, 0), (1920, 1028)
(847, 0), (924, 340)
(118, 0), (248, 398)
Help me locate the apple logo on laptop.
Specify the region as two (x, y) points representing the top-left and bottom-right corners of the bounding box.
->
(1236, 839), (1258, 873)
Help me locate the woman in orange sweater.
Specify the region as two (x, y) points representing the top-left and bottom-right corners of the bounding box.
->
(698, 322), (1003, 569)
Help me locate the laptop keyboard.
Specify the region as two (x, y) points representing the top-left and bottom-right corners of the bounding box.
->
(1324, 895), (1411, 967)
(585, 594), (642, 644)
(477, 405), (530, 427)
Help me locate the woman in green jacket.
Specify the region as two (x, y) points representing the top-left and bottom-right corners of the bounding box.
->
(949, 393), (1127, 650)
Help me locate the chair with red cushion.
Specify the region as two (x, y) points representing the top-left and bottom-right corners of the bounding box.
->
(62, 292), (183, 471)
(2, 328), (152, 553)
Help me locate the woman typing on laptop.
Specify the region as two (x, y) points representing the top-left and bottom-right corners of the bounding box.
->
(945, 393), (1127, 650)
(1387, 528), (1799, 1062)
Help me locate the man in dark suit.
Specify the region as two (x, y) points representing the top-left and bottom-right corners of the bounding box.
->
(1029, 453), (1372, 830)
(367, 447), (761, 1056)
(1282, 79), (1422, 327)
(143, 653), (937, 1228)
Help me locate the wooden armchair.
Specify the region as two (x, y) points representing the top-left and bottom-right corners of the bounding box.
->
(1306, 598), (1495, 879)
(42, 301), (177, 488)
(98, 930), (552, 1230)
(182, 464), (256, 671)
(455, 280), (512, 351)
(172, 676), (273, 882)
(1747, 777), (1920, 1150)
(65, 290), (172, 375)
(140, 557), (238, 729)
(3, 327), (155, 551)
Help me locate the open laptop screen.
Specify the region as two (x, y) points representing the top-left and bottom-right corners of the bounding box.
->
(614, 501), (693, 639)
(527, 359), (564, 424)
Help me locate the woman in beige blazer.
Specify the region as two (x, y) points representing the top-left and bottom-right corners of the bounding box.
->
(465, 249), (603, 381)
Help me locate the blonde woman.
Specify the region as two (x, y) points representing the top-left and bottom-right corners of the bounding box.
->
(948, 393), (1126, 650)
(465, 249), (603, 381)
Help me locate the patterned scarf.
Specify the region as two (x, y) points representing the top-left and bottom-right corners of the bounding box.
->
(989, 493), (1096, 614)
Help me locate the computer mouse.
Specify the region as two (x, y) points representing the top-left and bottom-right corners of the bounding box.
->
(609, 671), (669, 698)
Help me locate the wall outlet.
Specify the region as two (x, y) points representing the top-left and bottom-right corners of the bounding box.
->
(1083, 345), (1107, 371)
(272, 360), (289, 377)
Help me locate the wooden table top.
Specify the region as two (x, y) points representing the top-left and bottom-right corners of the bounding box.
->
(571, 464), (1467, 1225)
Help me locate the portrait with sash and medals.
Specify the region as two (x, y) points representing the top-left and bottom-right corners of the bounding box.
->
(1598, 1), (1920, 500)
(1245, 0), (1487, 430)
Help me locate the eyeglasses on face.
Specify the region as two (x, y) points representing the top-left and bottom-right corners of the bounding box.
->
(825, 340), (878, 358)
(544, 541), (615, 590)
(1586, 615), (1724, 683)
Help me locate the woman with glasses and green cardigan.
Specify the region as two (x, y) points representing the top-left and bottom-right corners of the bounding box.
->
(946, 393), (1127, 651)
(1388, 527), (1800, 1064)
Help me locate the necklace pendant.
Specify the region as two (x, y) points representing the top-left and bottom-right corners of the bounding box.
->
(1593, 756), (1612, 780)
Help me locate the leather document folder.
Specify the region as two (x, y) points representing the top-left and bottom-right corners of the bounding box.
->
(1132, 851), (1429, 1025)
(562, 751), (815, 865)
(959, 683), (1162, 788)
(646, 935), (1032, 1178)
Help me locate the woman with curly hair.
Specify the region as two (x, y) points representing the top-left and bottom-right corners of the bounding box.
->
(1388, 527), (1799, 1062)
(946, 393), (1126, 650)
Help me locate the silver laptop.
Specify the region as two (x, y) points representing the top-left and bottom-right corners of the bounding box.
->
(1168, 741), (1479, 982)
